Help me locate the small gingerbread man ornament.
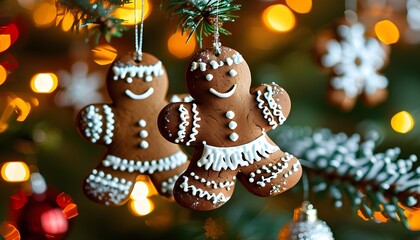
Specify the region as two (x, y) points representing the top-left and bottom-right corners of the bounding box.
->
(76, 52), (189, 206)
(158, 46), (302, 210)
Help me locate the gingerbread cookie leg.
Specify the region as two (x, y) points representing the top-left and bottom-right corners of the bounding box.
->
(148, 151), (189, 200)
(173, 150), (238, 211)
(83, 156), (138, 206)
(237, 147), (302, 197)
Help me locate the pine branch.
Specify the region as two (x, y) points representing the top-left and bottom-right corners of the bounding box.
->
(161, 0), (241, 47)
(56, 0), (130, 44)
(274, 126), (420, 228)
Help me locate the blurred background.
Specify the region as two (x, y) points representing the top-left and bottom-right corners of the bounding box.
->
(1, 0), (420, 239)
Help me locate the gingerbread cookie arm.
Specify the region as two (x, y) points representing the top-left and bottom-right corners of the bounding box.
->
(250, 83), (291, 131)
(76, 104), (115, 146)
(158, 102), (202, 147)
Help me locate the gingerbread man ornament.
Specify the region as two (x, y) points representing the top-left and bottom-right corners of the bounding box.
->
(76, 52), (189, 206)
(158, 46), (302, 210)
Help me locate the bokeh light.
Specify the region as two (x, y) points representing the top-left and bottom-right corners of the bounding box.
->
(0, 222), (20, 240)
(404, 208), (420, 231)
(0, 34), (11, 53)
(286, 0), (312, 14)
(41, 209), (68, 235)
(1, 161), (30, 182)
(33, 2), (57, 27)
(30, 73), (58, 93)
(391, 111), (414, 134)
(113, 0), (151, 25)
(10, 97), (31, 122)
(130, 180), (150, 200)
(167, 30), (196, 58)
(92, 44), (118, 65)
(262, 4), (296, 32)
(61, 12), (75, 32)
(0, 65), (7, 85)
(129, 198), (154, 216)
(375, 20), (400, 45)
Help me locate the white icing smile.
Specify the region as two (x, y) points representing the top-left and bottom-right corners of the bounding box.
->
(209, 84), (237, 98)
(125, 87), (154, 100)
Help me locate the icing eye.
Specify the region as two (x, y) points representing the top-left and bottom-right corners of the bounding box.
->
(126, 77), (133, 83)
(228, 69), (237, 77)
(206, 74), (213, 81)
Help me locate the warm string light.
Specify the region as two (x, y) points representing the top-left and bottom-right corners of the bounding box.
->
(113, 0), (151, 26)
(32, 2), (57, 27)
(0, 96), (32, 133)
(92, 44), (118, 65)
(1, 161), (30, 182)
(167, 30), (197, 58)
(128, 178), (156, 216)
(0, 65), (7, 85)
(0, 34), (11, 53)
(375, 20), (400, 45)
(391, 111), (415, 134)
(30, 73), (58, 93)
(285, 0), (312, 14)
(262, 4), (296, 32)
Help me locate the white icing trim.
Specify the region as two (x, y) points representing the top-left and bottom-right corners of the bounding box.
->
(256, 85), (287, 129)
(186, 103), (201, 146)
(209, 84), (237, 98)
(180, 176), (230, 204)
(125, 87), (154, 100)
(175, 104), (190, 143)
(161, 174), (179, 194)
(81, 105), (115, 144)
(102, 150), (188, 174)
(232, 53), (243, 64)
(85, 169), (133, 205)
(112, 61), (164, 81)
(197, 133), (280, 171)
(189, 172), (235, 190)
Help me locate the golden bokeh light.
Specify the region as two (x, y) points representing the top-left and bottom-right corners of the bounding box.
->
(375, 20), (400, 45)
(0, 34), (11, 53)
(61, 12), (75, 32)
(286, 0), (312, 14)
(0, 65), (7, 85)
(262, 4), (296, 32)
(30, 73), (58, 93)
(113, 0), (151, 25)
(167, 30), (196, 59)
(92, 44), (118, 65)
(130, 180), (150, 200)
(129, 198), (154, 216)
(404, 208), (420, 231)
(1, 161), (30, 182)
(391, 111), (414, 134)
(33, 2), (57, 27)
(9, 97), (31, 122)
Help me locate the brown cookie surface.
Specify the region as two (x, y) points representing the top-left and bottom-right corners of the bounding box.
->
(76, 52), (188, 206)
(158, 46), (302, 211)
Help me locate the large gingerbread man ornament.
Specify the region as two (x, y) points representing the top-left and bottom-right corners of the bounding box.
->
(158, 46), (302, 210)
(76, 52), (189, 206)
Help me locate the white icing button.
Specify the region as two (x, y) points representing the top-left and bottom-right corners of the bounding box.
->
(145, 75), (153, 82)
(229, 69), (237, 77)
(140, 140), (149, 149)
(206, 74), (213, 81)
(138, 119), (147, 127)
(140, 130), (148, 138)
(225, 111), (235, 119)
(226, 58), (233, 66)
(126, 77), (133, 83)
(228, 121), (237, 130)
(229, 133), (239, 142)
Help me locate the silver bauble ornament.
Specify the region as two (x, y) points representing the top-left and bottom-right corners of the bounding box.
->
(278, 201), (334, 240)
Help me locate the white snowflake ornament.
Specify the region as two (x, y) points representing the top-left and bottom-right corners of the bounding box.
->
(317, 22), (389, 111)
(55, 62), (104, 111)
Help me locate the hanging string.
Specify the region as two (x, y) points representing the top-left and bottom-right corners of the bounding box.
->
(302, 170), (309, 201)
(345, 0), (358, 24)
(213, 0), (221, 56)
(134, 0), (145, 61)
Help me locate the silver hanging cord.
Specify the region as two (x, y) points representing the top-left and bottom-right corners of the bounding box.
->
(345, 0), (358, 24)
(302, 170), (309, 201)
(134, 0), (145, 61)
(213, 0), (221, 56)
